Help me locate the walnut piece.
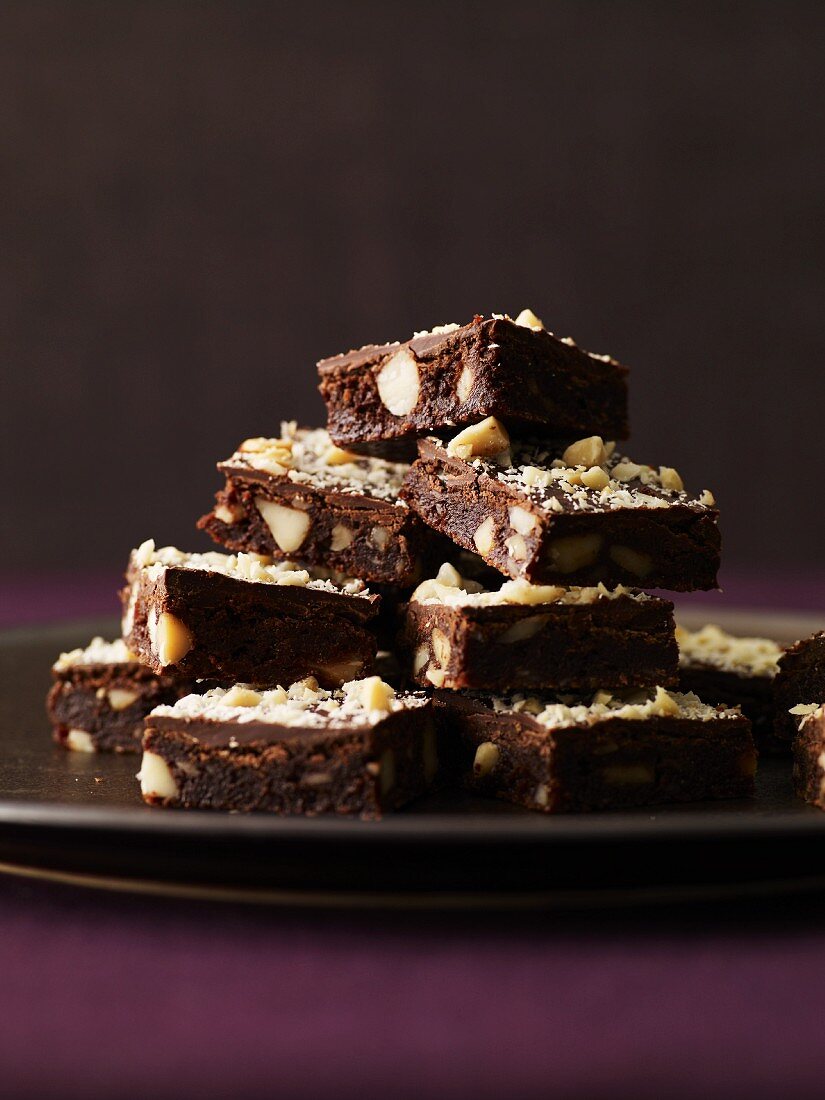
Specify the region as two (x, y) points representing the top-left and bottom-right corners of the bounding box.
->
(256, 498), (311, 553)
(446, 417), (510, 461)
(562, 436), (607, 468)
(376, 347), (420, 416)
(473, 741), (500, 777)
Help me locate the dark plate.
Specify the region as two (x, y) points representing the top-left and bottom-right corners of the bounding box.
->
(2, 613), (825, 907)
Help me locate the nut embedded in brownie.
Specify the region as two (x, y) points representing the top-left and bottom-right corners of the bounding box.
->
(139, 676), (438, 819)
(399, 562), (678, 693)
(317, 310), (629, 455)
(401, 423), (720, 591)
(46, 637), (200, 754)
(121, 540), (380, 687)
(435, 686), (755, 814)
(197, 423), (447, 586)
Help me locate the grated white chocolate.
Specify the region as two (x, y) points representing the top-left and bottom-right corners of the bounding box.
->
(221, 423), (410, 504)
(676, 623), (781, 679)
(151, 678), (429, 731)
(487, 687), (738, 729)
(431, 434), (714, 516)
(129, 540), (371, 598)
(53, 637), (138, 672)
(412, 322), (462, 338)
(411, 564), (645, 609)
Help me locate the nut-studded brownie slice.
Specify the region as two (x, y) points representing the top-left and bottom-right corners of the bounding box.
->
(140, 677), (437, 819)
(791, 703), (825, 809)
(435, 687), (755, 814)
(317, 309), (629, 455)
(46, 637), (200, 754)
(198, 423), (448, 586)
(400, 563), (677, 693)
(676, 623), (784, 753)
(401, 421), (720, 591)
(122, 541), (379, 687)
(774, 632), (825, 743)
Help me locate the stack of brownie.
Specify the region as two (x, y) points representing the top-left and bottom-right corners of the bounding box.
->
(47, 308), (760, 817)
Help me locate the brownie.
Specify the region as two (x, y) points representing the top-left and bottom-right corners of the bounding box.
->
(791, 704), (825, 809)
(317, 311), (629, 455)
(46, 636), (199, 754)
(122, 541), (379, 687)
(435, 687), (755, 814)
(400, 563), (677, 692)
(401, 426), (720, 591)
(676, 623), (784, 754)
(197, 424), (448, 586)
(774, 632), (825, 742)
(140, 677), (437, 819)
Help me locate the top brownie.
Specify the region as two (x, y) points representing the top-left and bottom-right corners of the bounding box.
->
(317, 310), (629, 454)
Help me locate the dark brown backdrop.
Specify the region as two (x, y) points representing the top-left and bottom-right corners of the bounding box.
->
(4, 2), (824, 574)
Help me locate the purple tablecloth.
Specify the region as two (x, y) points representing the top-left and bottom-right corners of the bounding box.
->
(2, 572), (825, 1099)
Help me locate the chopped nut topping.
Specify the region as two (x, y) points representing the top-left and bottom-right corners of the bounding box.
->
(221, 686), (263, 708)
(53, 637), (138, 672)
(514, 308), (544, 331)
(562, 436), (608, 468)
(431, 436), (713, 518)
(410, 571), (638, 609)
(658, 466), (684, 492)
(676, 624), (781, 678)
(488, 687), (738, 728)
(447, 417), (511, 461)
(129, 541), (371, 598)
(223, 425), (410, 504)
(581, 466), (610, 490)
(153, 679), (427, 728)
